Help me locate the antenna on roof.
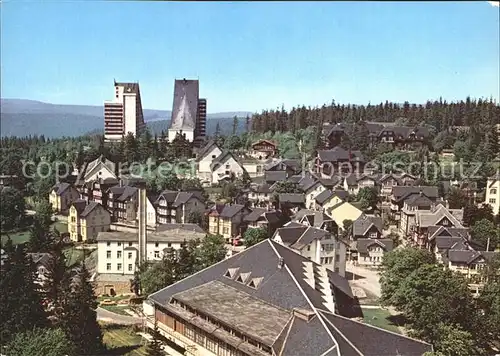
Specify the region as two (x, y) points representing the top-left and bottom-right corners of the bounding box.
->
(278, 257), (284, 269)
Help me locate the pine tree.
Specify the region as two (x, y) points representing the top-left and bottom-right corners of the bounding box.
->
(175, 241), (196, 281)
(42, 240), (70, 324)
(232, 116), (239, 135)
(146, 321), (164, 356)
(0, 239), (48, 343)
(62, 264), (104, 355)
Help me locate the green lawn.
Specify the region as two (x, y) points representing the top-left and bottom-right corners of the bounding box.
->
(100, 305), (133, 316)
(362, 308), (401, 334)
(101, 324), (147, 355)
(63, 246), (85, 267)
(1, 221), (68, 246)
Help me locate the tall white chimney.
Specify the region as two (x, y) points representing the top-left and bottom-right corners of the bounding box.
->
(137, 180), (147, 265)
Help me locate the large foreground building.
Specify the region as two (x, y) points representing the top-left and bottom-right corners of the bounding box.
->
(168, 78), (207, 144)
(104, 81), (145, 141)
(144, 239), (433, 356)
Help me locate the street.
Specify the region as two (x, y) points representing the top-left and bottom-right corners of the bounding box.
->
(96, 307), (144, 325)
(346, 263), (382, 298)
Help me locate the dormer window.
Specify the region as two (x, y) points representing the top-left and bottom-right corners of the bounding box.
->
(247, 277), (264, 289)
(236, 272), (251, 284)
(223, 267), (239, 279)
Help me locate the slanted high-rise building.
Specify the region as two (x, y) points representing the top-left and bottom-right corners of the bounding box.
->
(168, 78), (207, 144)
(104, 81), (145, 141)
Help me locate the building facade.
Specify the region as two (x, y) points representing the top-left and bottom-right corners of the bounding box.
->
(104, 81), (145, 141)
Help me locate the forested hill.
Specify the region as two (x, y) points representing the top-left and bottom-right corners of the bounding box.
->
(251, 97), (500, 133)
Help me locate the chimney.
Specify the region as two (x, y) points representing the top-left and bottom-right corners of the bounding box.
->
(278, 257), (284, 269)
(137, 179), (147, 265)
(348, 149), (352, 162)
(293, 308), (316, 322)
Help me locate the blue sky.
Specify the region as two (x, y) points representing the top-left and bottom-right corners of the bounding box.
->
(2, 1), (499, 112)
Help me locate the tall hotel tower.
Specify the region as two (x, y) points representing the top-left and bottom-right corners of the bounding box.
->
(168, 78), (207, 144)
(104, 81), (145, 141)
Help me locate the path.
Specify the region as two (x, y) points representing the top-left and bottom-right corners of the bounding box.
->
(96, 307), (144, 325)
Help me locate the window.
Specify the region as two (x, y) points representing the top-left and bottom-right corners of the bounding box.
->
(167, 243), (171, 247)
(489, 198), (496, 204)
(106, 251), (111, 259)
(107, 242), (111, 246)
(117, 263), (122, 271)
(369, 232), (378, 239)
(155, 242), (159, 248)
(117, 251), (122, 258)
(490, 189), (497, 195)
(128, 252), (132, 259)
(185, 327), (195, 340)
(223, 227), (229, 234)
(128, 242), (133, 247)
(106, 263), (111, 270)
(154, 251), (160, 258)
(128, 264), (133, 271)
(206, 338), (217, 353)
(117, 242), (122, 247)
(212, 155), (216, 159)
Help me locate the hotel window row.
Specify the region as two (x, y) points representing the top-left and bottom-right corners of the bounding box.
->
(106, 263), (133, 271)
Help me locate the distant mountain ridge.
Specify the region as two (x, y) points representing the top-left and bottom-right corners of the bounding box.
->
(0, 98), (252, 138)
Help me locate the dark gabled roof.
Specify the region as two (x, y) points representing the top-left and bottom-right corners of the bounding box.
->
(435, 236), (468, 251)
(287, 175), (303, 184)
(156, 223), (205, 234)
(71, 199), (87, 214)
(265, 159), (301, 173)
(392, 186), (439, 202)
(290, 227), (331, 250)
(356, 239), (394, 254)
(212, 150), (238, 166)
(317, 147), (364, 163)
(265, 170), (287, 183)
(80, 201), (104, 218)
(405, 194), (433, 207)
(315, 190), (335, 205)
(352, 215), (383, 236)
(116, 186), (138, 202)
(220, 204), (246, 218)
(447, 250), (499, 264)
(278, 193), (305, 204)
(297, 173), (320, 192)
(52, 182), (72, 196)
(243, 208), (267, 222)
(274, 226), (308, 244)
(318, 177), (342, 188)
(320, 310), (433, 355)
(251, 183), (272, 194)
(196, 140), (220, 162)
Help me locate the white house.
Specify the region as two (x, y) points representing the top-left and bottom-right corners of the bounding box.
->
(211, 151), (245, 185)
(196, 141), (223, 185)
(96, 224), (206, 276)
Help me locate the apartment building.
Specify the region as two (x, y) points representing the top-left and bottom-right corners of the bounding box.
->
(49, 182), (80, 214)
(410, 205), (465, 248)
(208, 204), (250, 243)
(273, 224), (347, 276)
(155, 190), (205, 224)
(168, 78), (206, 143)
(485, 172), (500, 215)
(144, 239), (432, 356)
(75, 155), (119, 201)
(390, 186), (440, 220)
(96, 224), (205, 278)
(68, 200), (111, 242)
(378, 173), (417, 201)
(315, 147), (365, 177)
(249, 139), (278, 159)
(104, 81), (145, 141)
(248, 183), (272, 208)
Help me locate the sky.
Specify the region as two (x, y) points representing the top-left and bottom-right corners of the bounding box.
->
(1, 1), (499, 113)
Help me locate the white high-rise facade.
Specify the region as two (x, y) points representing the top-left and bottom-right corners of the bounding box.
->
(104, 81), (145, 141)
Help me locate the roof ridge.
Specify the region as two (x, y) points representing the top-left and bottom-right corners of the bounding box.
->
(319, 311), (363, 356)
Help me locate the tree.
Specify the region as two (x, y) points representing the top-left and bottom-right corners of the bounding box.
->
(62, 264), (104, 355)
(0, 240), (48, 343)
(463, 203), (494, 226)
(42, 241), (70, 323)
(273, 181), (302, 194)
(476, 280), (500, 343)
(5, 327), (75, 356)
(175, 241), (197, 280)
(155, 170), (180, 192)
(123, 132), (139, 162)
(431, 323), (476, 356)
(393, 264), (476, 343)
(356, 187), (379, 210)
(197, 234), (227, 269)
(35, 198), (53, 230)
(145, 321), (164, 356)
(243, 228), (268, 247)
(379, 247), (435, 306)
(28, 218), (51, 253)
(374, 151), (412, 174)
(219, 181), (238, 201)
(447, 187), (469, 209)
(187, 211), (203, 225)
(0, 186), (26, 231)
(470, 218), (499, 251)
